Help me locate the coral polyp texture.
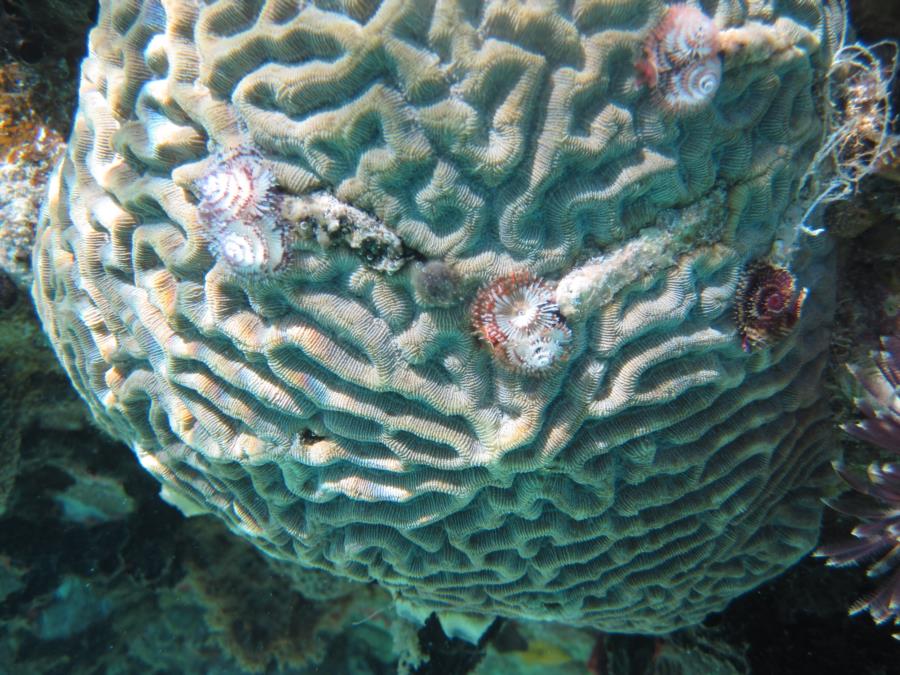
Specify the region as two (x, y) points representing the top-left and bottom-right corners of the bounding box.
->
(843, 336), (900, 451)
(33, 0), (842, 635)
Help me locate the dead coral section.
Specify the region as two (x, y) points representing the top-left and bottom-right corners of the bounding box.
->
(279, 192), (407, 273)
(0, 59), (69, 287)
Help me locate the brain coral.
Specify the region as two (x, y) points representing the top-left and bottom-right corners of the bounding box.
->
(33, 0), (843, 636)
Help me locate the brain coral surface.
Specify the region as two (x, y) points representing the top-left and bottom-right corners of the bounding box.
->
(34, 0), (841, 633)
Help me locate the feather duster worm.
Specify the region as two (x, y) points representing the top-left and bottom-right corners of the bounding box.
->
(639, 4), (722, 112)
(472, 271), (572, 373)
(734, 261), (807, 352)
(815, 457), (900, 636)
(815, 336), (900, 636)
(843, 336), (900, 451)
(194, 147), (285, 274)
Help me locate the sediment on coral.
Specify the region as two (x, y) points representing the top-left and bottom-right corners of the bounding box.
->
(556, 191), (729, 320)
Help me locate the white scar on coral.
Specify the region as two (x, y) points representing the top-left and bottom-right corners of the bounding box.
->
(556, 193), (730, 320)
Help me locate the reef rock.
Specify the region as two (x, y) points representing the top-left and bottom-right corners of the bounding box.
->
(33, 0), (842, 635)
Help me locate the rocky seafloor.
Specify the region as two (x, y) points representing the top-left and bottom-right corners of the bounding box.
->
(0, 1), (898, 673)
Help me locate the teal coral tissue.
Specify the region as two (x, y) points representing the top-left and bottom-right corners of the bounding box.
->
(32, 0), (841, 634)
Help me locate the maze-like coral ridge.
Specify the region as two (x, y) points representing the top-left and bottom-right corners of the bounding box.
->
(33, 0), (839, 633)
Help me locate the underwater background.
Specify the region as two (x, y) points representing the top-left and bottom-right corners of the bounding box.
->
(0, 1), (899, 673)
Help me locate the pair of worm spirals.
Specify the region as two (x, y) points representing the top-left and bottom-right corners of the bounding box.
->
(472, 272), (573, 374)
(194, 147), (284, 275)
(643, 4), (722, 112)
